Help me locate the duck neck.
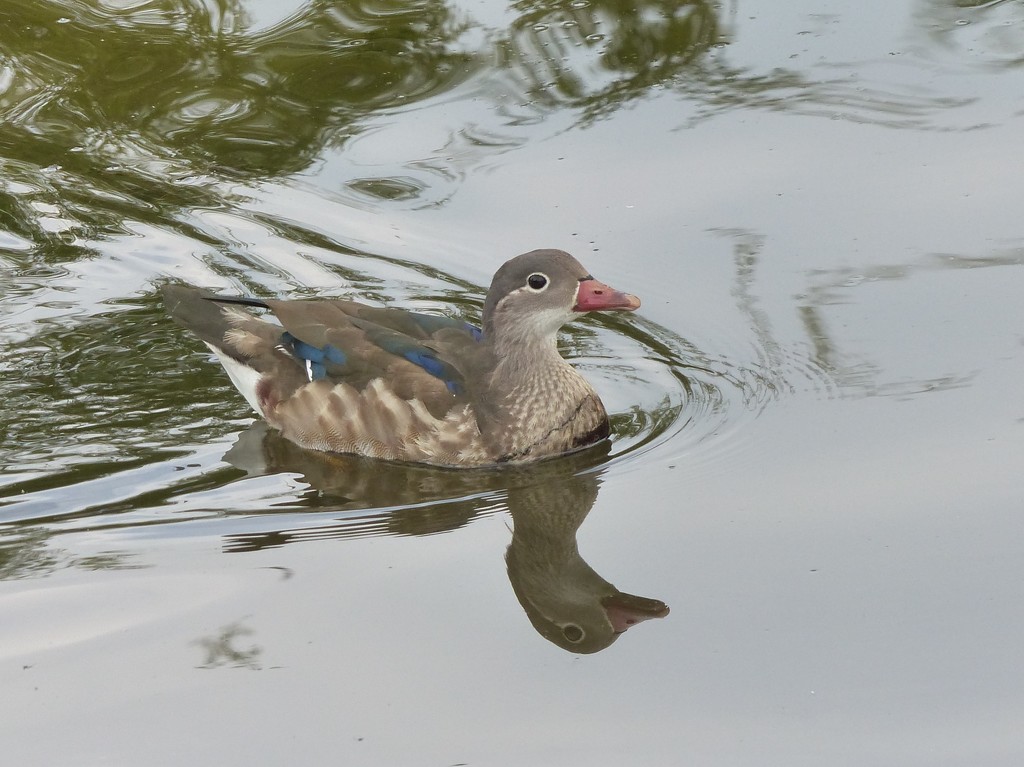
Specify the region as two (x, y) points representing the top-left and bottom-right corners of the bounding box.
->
(489, 332), (568, 386)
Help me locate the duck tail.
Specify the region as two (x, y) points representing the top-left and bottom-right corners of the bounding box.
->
(161, 284), (267, 351)
(162, 283), (282, 415)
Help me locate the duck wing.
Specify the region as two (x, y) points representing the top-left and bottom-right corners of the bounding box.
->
(163, 285), (485, 420)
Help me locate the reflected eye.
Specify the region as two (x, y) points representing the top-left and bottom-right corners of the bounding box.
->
(527, 273), (549, 291)
(562, 624), (584, 643)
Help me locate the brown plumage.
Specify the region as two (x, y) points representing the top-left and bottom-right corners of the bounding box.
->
(163, 249), (641, 467)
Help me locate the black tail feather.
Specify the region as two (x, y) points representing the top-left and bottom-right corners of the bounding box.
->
(162, 283), (267, 352)
(203, 294), (271, 309)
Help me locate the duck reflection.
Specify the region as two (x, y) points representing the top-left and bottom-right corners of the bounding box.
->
(505, 473), (669, 653)
(222, 424), (668, 653)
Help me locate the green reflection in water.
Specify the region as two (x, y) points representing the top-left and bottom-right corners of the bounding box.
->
(1, 0), (471, 178)
(0, 0), (993, 661)
(0, 0), (971, 297)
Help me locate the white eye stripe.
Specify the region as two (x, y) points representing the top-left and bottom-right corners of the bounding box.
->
(526, 272), (549, 291)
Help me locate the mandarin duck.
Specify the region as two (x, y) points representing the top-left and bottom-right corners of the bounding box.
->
(163, 249), (640, 466)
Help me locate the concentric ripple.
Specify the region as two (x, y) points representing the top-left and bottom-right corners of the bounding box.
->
(0, 233), (836, 563)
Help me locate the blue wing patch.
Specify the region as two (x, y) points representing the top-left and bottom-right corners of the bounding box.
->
(400, 348), (465, 395)
(281, 332), (346, 381)
(368, 329), (466, 394)
(403, 349), (445, 378)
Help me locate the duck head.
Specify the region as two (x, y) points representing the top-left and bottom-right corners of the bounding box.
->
(482, 249), (641, 344)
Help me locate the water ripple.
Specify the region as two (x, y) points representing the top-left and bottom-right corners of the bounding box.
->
(0, 243), (812, 538)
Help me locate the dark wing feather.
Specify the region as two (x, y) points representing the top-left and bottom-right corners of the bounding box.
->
(164, 285), (486, 419)
(263, 299), (482, 417)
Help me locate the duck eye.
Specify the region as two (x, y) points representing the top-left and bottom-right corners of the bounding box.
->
(562, 624), (584, 643)
(527, 273), (548, 291)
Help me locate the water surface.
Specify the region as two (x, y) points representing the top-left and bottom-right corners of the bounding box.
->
(2, 1), (1023, 765)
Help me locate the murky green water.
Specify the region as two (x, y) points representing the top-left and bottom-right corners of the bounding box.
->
(2, 1), (1023, 764)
